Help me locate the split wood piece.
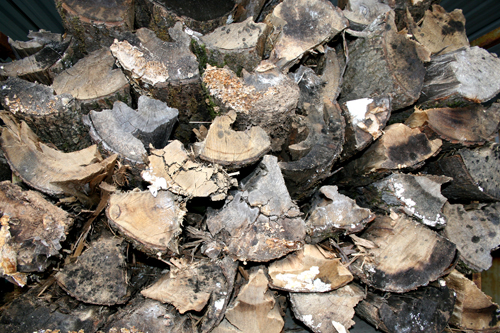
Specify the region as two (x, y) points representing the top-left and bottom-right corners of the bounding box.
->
(444, 269), (500, 332)
(103, 297), (195, 333)
(320, 45), (345, 101)
(55, 0), (134, 53)
(207, 155), (306, 262)
(406, 103), (500, 145)
(266, 0), (348, 72)
(110, 25), (208, 143)
(341, 0), (391, 29)
(349, 214), (457, 293)
(8, 30), (63, 58)
(306, 185), (375, 244)
(418, 46), (500, 108)
(85, 96), (178, 164)
(52, 47), (131, 114)
(407, 5), (469, 56)
(268, 244), (353, 292)
(339, 11), (425, 111)
(366, 173), (450, 228)
(55, 237), (129, 306)
(279, 67), (345, 200)
(0, 181), (74, 287)
(340, 95), (391, 161)
(335, 123), (442, 188)
(442, 202), (500, 272)
(0, 77), (91, 152)
(0, 283), (112, 333)
(142, 140), (236, 200)
(106, 190), (185, 257)
(0, 112), (117, 206)
(355, 283), (455, 333)
(202, 62), (300, 151)
(198, 17), (270, 74)
(213, 267), (284, 333)
(0, 32), (75, 85)
(424, 143), (500, 202)
(290, 283), (365, 333)
(135, 0), (237, 39)
(194, 110), (271, 169)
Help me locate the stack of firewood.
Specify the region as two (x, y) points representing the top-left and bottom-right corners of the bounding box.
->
(0, 0), (499, 332)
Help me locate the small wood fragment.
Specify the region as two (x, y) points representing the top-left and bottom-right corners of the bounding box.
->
(356, 283), (455, 333)
(52, 47), (131, 113)
(194, 110), (271, 169)
(306, 185), (375, 244)
(142, 140), (236, 200)
(106, 190), (185, 257)
(444, 269), (500, 332)
(349, 215), (456, 293)
(268, 244), (353, 292)
(342, 0), (391, 29)
(55, 237), (129, 306)
(8, 30), (62, 58)
(85, 95), (178, 164)
(290, 283), (365, 333)
(442, 202), (500, 272)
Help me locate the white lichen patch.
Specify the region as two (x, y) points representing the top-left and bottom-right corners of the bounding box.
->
(274, 266), (331, 292)
(331, 320), (347, 333)
(214, 298), (225, 311)
(142, 168), (168, 197)
(345, 98), (373, 126)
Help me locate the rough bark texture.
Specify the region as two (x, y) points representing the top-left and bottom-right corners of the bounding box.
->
(350, 214), (456, 293)
(0, 77), (91, 152)
(340, 11), (425, 111)
(52, 47), (131, 114)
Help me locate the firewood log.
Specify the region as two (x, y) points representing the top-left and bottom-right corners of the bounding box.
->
(52, 47), (131, 114)
(349, 214), (457, 293)
(355, 283), (455, 333)
(1, 31), (76, 85)
(0, 181), (74, 287)
(442, 202), (500, 272)
(290, 283), (365, 333)
(55, 0), (134, 53)
(55, 237), (129, 306)
(340, 11), (425, 111)
(418, 46), (500, 108)
(341, 0), (391, 29)
(0, 77), (91, 152)
(84, 96), (178, 164)
(425, 143), (500, 202)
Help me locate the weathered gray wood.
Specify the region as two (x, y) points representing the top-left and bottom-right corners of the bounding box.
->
(341, 0), (391, 29)
(85, 95), (178, 164)
(349, 214), (456, 293)
(55, 237), (129, 306)
(207, 155), (306, 262)
(418, 46), (500, 108)
(442, 202), (500, 272)
(52, 47), (131, 114)
(356, 284), (455, 333)
(8, 30), (63, 58)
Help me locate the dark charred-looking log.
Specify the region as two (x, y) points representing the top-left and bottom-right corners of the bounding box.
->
(8, 30), (62, 58)
(110, 24), (209, 143)
(355, 283), (455, 333)
(55, 237), (129, 306)
(339, 11), (425, 111)
(198, 17), (269, 74)
(207, 155), (306, 262)
(306, 185), (375, 244)
(442, 202), (500, 272)
(52, 47), (131, 114)
(55, 0), (134, 53)
(1, 32), (76, 85)
(290, 283), (365, 333)
(0, 77), (91, 152)
(279, 66), (345, 200)
(406, 103), (500, 146)
(425, 143), (500, 202)
(0, 181), (74, 287)
(349, 214), (456, 293)
(84, 96), (178, 164)
(135, 0), (237, 40)
(418, 46), (500, 108)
